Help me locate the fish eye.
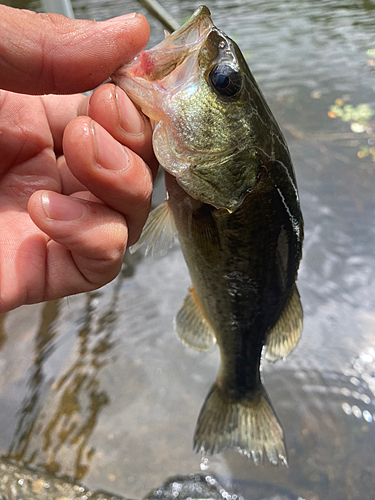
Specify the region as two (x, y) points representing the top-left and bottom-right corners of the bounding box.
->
(209, 63), (242, 98)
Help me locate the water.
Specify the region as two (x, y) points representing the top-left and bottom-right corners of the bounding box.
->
(1, 0), (375, 499)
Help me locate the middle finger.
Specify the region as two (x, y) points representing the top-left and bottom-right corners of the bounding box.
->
(63, 116), (153, 246)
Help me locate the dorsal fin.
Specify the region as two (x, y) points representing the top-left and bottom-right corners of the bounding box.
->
(265, 284), (303, 362)
(130, 200), (177, 256)
(174, 286), (216, 351)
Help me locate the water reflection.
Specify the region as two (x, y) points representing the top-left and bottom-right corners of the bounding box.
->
(6, 271), (128, 481)
(8, 300), (60, 466)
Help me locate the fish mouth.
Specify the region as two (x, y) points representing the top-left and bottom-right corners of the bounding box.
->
(112, 6), (214, 107)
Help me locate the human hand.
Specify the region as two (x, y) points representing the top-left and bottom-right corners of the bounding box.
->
(0, 6), (158, 313)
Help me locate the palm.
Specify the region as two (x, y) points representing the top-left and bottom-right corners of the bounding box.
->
(0, 87), (156, 313)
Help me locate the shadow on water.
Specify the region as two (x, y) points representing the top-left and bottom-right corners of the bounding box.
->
(1, 0), (375, 499)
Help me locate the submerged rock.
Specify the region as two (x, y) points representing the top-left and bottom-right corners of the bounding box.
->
(0, 462), (298, 500)
(144, 473), (298, 500)
(0, 457), (128, 500)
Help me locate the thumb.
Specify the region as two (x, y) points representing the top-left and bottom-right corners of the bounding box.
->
(0, 5), (150, 95)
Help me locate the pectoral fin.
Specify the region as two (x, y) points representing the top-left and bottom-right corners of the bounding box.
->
(265, 284), (303, 362)
(130, 200), (177, 256)
(174, 286), (216, 351)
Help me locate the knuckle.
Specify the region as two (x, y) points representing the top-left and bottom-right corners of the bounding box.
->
(79, 222), (128, 283)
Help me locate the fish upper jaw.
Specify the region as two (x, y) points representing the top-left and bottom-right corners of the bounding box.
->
(112, 6), (215, 117)
(117, 5), (214, 81)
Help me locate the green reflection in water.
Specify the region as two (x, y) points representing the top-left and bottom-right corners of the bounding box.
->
(8, 271), (126, 481)
(40, 292), (112, 479)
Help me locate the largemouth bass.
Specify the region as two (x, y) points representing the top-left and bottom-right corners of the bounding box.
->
(112, 5), (303, 465)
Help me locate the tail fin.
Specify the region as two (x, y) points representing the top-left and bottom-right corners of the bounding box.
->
(193, 382), (287, 466)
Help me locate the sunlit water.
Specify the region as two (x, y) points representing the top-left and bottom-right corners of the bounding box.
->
(1, 0), (375, 499)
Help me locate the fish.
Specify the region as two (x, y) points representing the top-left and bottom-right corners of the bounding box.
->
(112, 5), (303, 465)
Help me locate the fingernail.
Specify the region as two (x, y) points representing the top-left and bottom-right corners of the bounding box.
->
(92, 121), (129, 170)
(115, 87), (145, 134)
(106, 13), (137, 23)
(42, 192), (88, 221)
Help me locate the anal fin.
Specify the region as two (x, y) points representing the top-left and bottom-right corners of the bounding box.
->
(174, 286), (216, 351)
(130, 200), (177, 256)
(265, 284), (303, 362)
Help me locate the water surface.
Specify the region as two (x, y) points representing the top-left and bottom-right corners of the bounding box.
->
(0, 1), (375, 499)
